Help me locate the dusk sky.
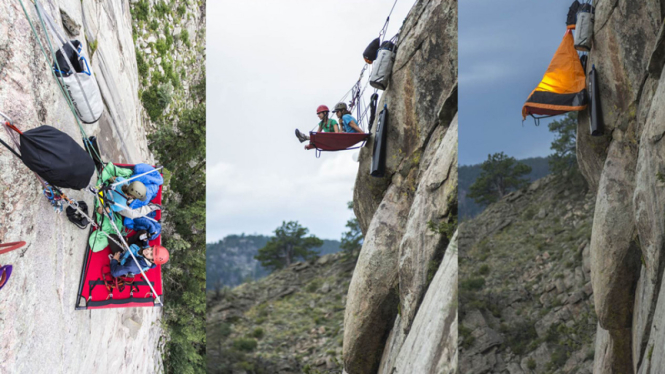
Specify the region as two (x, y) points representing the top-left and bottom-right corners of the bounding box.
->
(459, 0), (574, 165)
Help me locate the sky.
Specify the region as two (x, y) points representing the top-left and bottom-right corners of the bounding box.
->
(459, 0), (576, 165)
(207, 0), (416, 242)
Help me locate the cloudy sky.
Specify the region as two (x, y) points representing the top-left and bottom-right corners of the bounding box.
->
(207, 0), (415, 242)
(459, 0), (575, 165)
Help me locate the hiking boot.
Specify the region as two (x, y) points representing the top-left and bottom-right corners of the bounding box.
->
(295, 129), (309, 143)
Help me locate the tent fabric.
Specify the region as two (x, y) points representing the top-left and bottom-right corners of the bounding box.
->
(522, 30), (588, 120)
(305, 132), (370, 152)
(77, 164), (163, 310)
(19, 125), (95, 189)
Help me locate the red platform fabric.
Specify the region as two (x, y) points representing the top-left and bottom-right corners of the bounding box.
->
(305, 132), (370, 151)
(76, 164), (163, 310)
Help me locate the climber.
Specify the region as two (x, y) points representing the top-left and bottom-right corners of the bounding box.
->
(95, 163), (163, 219)
(96, 177), (161, 219)
(332, 102), (364, 133)
(108, 230), (169, 278)
(295, 105), (340, 143)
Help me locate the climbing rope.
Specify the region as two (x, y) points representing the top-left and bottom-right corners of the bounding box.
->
(379, 0), (400, 39)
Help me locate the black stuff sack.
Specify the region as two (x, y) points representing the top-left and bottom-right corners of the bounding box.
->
(20, 126), (95, 189)
(363, 38), (381, 64)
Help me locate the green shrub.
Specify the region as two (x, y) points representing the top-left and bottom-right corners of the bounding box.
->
(527, 358), (536, 370)
(131, 0), (150, 21)
(459, 324), (475, 349)
(149, 20), (159, 31)
(219, 323), (232, 338)
(460, 277), (485, 291)
(251, 327), (265, 339)
(177, 4), (187, 16)
(135, 48), (148, 76)
(233, 338), (258, 352)
(478, 264), (490, 275)
(155, 39), (168, 56)
(503, 320), (538, 355)
(181, 29), (190, 47)
(154, 1), (170, 18)
(141, 83), (172, 120)
(306, 279), (322, 293)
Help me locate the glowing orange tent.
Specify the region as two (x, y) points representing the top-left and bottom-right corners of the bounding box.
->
(522, 30), (587, 119)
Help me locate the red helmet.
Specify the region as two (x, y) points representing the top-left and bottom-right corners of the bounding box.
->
(153, 245), (170, 265)
(316, 105), (329, 114)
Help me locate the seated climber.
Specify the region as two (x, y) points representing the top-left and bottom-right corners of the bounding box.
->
(332, 102), (364, 133)
(108, 230), (169, 278)
(295, 105), (340, 143)
(96, 163), (163, 219)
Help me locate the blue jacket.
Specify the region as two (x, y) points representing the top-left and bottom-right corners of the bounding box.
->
(122, 164), (163, 239)
(124, 214), (161, 240)
(110, 244), (156, 278)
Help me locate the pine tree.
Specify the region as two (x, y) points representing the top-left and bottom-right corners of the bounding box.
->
(255, 221), (323, 271)
(548, 112), (579, 176)
(468, 152), (531, 206)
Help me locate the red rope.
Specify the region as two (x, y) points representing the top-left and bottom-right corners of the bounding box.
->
(4, 121), (22, 135)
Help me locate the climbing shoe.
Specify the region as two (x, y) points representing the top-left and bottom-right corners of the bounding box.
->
(295, 129), (308, 143)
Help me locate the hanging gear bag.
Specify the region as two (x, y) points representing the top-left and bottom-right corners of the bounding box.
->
(369, 41), (397, 90)
(574, 4), (594, 51)
(370, 105), (389, 177)
(19, 126), (95, 190)
(363, 38), (381, 64)
(36, 1), (103, 124)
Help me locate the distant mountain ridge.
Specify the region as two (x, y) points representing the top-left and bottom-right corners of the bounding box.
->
(459, 156), (551, 220)
(206, 234), (341, 289)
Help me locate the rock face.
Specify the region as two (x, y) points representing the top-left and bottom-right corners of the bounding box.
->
(577, 1), (665, 372)
(459, 175), (597, 373)
(343, 0), (458, 372)
(0, 1), (160, 372)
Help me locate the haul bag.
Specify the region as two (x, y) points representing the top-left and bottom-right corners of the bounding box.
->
(53, 40), (85, 76)
(37, 0), (104, 125)
(574, 9), (594, 51)
(19, 126), (95, 189)
(370, 105), (389, 177)
(363, 38), (381, 64)
(589, 65), (603, 136)
(370, 42), (397, 90)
